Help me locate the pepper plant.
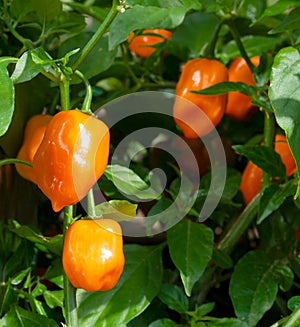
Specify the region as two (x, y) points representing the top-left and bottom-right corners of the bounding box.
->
(1, 0), (300, 326)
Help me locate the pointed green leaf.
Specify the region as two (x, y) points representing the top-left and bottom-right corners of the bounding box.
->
(95, 200), (137, 221)
(229, 251), (278, 327)
(167, 219), (214, 296)
(158, 284), (189, 313)
(77, 244), (163, 327)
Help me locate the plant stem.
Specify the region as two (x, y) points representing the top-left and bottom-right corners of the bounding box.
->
(216, 194), (260, 254)
(0, 158), (32, 167)
(282, 305), (300, 327)
(87, 188), (96, 218)
(204, 21), (223, 59)
(63, 206), (78, 327)
(226, 19), (255, 72)
(59, 77), (70, 111)
(72, 0), (119, 71)
(262, 110), (275, 188)
(74, 70), (93, 113)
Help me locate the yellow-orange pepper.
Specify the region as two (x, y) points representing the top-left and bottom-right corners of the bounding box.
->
(173, 58), (228, 138)
(62, 218), (125, 292)
(33, 110), (110, 212)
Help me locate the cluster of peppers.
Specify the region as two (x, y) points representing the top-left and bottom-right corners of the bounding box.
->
(16, 109), (125, 292)
(128, 29), (296, 205)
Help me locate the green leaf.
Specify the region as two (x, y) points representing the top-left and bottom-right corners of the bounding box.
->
(220, 35), (280, 63)
(95, 200), (137, 221)
(149, 319), (179, 327)
(205, 317), (249, 327)
(258, 0), (300, 20)
(171, 12), (219, 57)
(11, 51), (46, 84)
(192, 81), (260, 97)
(43, 290), (64, 309)
(1, 305), (57, 327)
(158, 284), (189, 313)
(257, 181), (296, 224)
(0, 59), (15, 137)
(64, 2), (109, 21)
(11, 267), (31, 286)
(104, 164), (161, 200)
(269, 7), (300, 34)
(8, 221), (63, 256)
(232, 144), (286, 179)
(109, 4), (198, 50)
(77, 244), (163, 327)
(187, 302), (215, 319)
(229, 250), (278, 327)
(212, 249), (233, 269)
(288, 296), (300, 311)
(269, 47), (300, 178)
(167, 219), (214, 296)
(59, 34), (117, 82)
(272, 263), (294, 292)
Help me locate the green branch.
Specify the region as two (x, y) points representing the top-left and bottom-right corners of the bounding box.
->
(72, 0), (120, 71)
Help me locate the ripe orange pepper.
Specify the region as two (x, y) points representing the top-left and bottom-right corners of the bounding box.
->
(33, 110), (110, 212)
(127, 29), (172, 58)
(240, 134), (296, 205)
(225, 56), (260, 121)
(173, 58), (228, 138)
(16, 114), (52, 184)
(62, 218), (125, 292)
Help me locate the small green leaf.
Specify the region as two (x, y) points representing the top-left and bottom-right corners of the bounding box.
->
(269, 7), (300, 34)
(233, 144), (286, 179)
(158, 284), (189, 313)
(272, 263), (294, 292)
(167, 219), (214, 296)
(212, 249), (233, 269)
(187, 302), (215, 319)
(229, 250), (278, 327)
(288, 296), (300, 311)
(43, 290), (64, 309)
(1, 305), (57, 327)
(11, 268), (31, 286)
(104, 164), (161, 200)
(257, 181), (296, 224)
(95, 200), (137, 221)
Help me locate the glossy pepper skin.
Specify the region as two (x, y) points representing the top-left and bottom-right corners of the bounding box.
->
(127, 29), (172, 58)
(33, 110), (110, 212)
(173, 58), (228, 138)
(62, 218), (125, 292)
(240, 134), (296, 205)
(225, 56), (260, 121)
(16, 114), (52, 184)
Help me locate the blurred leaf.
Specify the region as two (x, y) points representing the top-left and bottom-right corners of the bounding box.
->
(205, 317), (249, 327)
(187, 302), (215, 319)
(272, 263), (294, 292)
(47, 11), (86, 35)
(171, 12), (219, 57)
(0, 58), (15, 137)
(158, 284), (189, 313)
(257, 181), (296, 224)
(269, 47), (300, 180)
(288, 296), (300, 311)
(258, 0), (300, 20)
(95, 200), (138, 221)
(104, 164), (161, 200)
(64, 2), (109, 21)
(220, 36), (280, 63)
(233, 144), (286, 178)
(149, 319), (179, 327)
(77, 244), (163, 327)
(167, 219), (214, 296)
(229, 250), (278, 327)
(0, 284), (17, 316)
(109, 2), (201, 50)
(212, 249), (233, 269)
(269, 7), (300, 34)
(1, 305), (57, 327)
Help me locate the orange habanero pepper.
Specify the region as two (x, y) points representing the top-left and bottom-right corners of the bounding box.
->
(225, 56), (260, 121)
(62, 218), (125, 292)
(240, 134), (296, 205)
(127, 29), (172, 58)
(16, 114), (52, 184)
(33, 110), (110, 212)
(173, 58), (228, 138)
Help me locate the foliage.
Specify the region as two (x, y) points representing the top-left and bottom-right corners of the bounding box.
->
(0, 0), (300, 326)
